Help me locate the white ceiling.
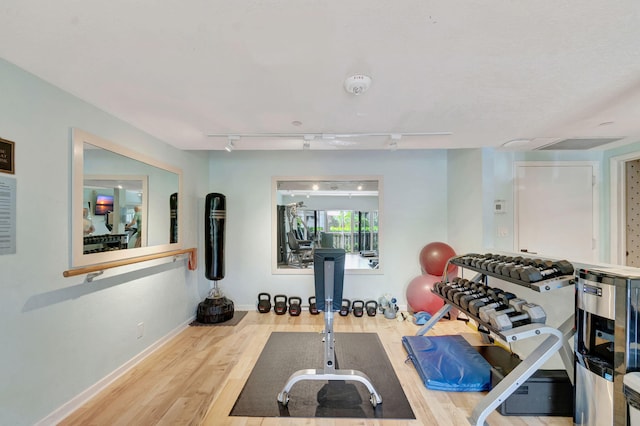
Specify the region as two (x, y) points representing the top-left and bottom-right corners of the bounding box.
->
(1, 1), (640, 152)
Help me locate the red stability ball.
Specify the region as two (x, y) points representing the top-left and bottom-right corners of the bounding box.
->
(406, 274), (445, 315)
(419, 242), (457, 276)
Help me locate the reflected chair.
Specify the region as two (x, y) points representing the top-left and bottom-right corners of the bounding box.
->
(287, 231), (313, 268)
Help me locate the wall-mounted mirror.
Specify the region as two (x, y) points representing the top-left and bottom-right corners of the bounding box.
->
(272, 176), (382, 274)
(71, 129), (182, 268)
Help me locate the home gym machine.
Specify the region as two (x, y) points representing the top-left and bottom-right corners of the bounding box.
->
(277, 248), (382, 407)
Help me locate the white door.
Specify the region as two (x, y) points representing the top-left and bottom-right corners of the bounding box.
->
(514, 162), (598, 262)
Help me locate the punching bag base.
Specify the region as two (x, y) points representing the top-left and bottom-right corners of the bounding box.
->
(197, 296), (235, 324)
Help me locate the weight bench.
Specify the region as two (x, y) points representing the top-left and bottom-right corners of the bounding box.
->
(277, 248), (383, 407)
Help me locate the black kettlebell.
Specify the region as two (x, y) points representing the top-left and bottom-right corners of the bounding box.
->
(309, 296), (319, 314)
(352, 300), (365, 317)
(339, 299), (351, 316)
(365, 300), (378, 316)
(274, 294), (287, 315)
(288, 296), (302, 316)
(257, 292), (271, 313)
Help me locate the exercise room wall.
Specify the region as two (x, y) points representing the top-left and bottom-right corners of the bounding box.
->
(206, 149), (450, 310)
(0, 59), (210, 425)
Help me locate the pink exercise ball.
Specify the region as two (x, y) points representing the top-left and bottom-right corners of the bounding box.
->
(419, 242), (457, 276)
(406, 274), (445, 315)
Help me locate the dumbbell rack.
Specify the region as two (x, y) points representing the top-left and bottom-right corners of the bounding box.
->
(415, 255), (576, 426)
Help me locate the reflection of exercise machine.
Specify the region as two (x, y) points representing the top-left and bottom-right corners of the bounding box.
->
(277, 248), (382, 407)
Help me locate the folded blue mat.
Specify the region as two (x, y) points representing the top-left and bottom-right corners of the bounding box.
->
(402, 335), (491, 392)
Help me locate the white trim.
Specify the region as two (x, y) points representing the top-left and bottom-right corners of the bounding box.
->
(71, 128), (183, 268)
(36, 317), (194, 426)
(610, 151), (640, 265)
(513, 161), (600, 262)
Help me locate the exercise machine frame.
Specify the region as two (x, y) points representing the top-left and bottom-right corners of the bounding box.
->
(277, 256), (382, 407)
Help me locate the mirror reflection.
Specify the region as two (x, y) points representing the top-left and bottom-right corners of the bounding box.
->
(82, 175), (147, 253)
(274, 177), (381, 272)
(72, 129), (182, 267)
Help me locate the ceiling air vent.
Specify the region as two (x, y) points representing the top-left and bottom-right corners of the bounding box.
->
(536, 137), (622, 150)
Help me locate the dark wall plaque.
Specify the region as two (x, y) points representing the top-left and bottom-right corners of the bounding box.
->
(0, 137), (15, 174)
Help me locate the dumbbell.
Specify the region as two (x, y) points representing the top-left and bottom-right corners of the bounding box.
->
(459, 285), (497, 310)
(499, 257), (524, 277)
(467, 288), (510, 315)
(486, 257), (507, 273)
(479, 257), (496, 270)
(476, 292), (520, 321)
(489, 303), (546, 330)
(433, 277), (460, 294)
(493, 257), (516, 275)
(446, 280), (479, 301)
(471, 253), (494, 268)
(479, 297), (526, 323)
(508, 264), (528, 280)
(519, 260), (574, 283)
(460, 254), (478, 266)
(437, 278), (469, 297)
(451, 282), (486, 305)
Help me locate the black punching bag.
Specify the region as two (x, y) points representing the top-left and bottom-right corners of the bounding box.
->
(170, 192), (178, 244)
(205, 193), (226, 281)
(198, 193), (234, 324)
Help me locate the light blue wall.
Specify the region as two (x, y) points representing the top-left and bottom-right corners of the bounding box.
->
(205, 150), (449, 308)
(0, 59), (209, 425)
(446, 149), (487, 254)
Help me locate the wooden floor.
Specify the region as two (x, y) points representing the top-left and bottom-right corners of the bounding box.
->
(60, 311), (573, 426)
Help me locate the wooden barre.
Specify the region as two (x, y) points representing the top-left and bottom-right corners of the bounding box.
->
(63, 248), (197, 278)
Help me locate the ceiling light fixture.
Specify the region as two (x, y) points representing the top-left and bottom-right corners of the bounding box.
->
(388, 134), (401, 151)
(303, 134), (314, 150)
(225, 135), (240, 152)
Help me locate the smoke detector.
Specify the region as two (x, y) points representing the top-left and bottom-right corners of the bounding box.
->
(344, 74), (372, 95)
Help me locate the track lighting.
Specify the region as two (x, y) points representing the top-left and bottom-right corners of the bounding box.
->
(388, 134), (401, 151)
(303, 134), (314, 150)
(225, 135), (240, 152)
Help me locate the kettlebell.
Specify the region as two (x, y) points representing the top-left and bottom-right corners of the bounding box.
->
(274, 294), (287, 315)
(339, 299), (351, 316)
(308, 296), (319, 315)
(365, 300), (378, 316)
(352, 300), (365, 317)
(257, 292), (271, 313)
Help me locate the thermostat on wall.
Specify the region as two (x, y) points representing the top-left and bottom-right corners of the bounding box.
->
(494, 200), (506, 214)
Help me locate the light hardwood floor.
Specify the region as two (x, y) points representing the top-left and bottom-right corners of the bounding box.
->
(60, 311), (573, 426)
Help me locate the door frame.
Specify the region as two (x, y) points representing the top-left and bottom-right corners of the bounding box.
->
(513, 161), (600, 261)
(610, 152), (640, 265)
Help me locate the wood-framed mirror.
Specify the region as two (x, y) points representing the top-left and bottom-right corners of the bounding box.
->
(272, 175), (383, 275)
(71, 128), (182, 268)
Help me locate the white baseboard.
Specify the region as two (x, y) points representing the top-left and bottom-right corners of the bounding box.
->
(36, 316), (195, 426)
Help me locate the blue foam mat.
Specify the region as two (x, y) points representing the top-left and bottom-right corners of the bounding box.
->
(402, 335), (491, 392)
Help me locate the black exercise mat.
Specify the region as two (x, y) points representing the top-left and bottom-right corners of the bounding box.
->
(189, 310), (247, 326)
(230, 332), (415, 419)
